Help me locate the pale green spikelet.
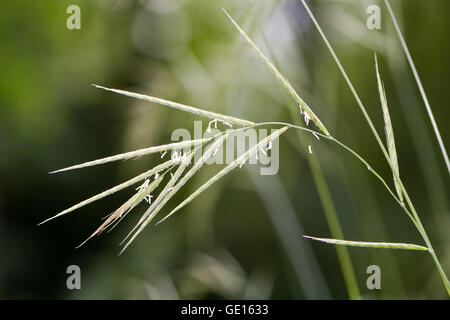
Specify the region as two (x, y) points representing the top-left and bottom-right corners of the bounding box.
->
(375, 55), (403, 203)
(303, 235), (428, 251)
(222, 9), (329, 136)
(93, 84), (255, 127)
(50, 139), (209, 174)
(39, 158), (179, 225)
(76, 175), (164, 248)
(156, 127), (289, 226)
(120, 134), (228, 253)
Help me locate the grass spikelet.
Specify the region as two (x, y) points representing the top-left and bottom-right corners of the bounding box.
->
(76, 175), (163, 248)
(375, 55), (402, 203)
(156, 127), (289, 226)
(38, 158), (179, 225)
(119, 145), (201, 251)
(120, 134), (228, 253)
(222, 8), (329, 136)
(50, 139), (209, 174)
(304, 236), (428, 251)
(93, 84), (255, 127)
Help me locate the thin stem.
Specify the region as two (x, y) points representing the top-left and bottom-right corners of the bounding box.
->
(299, 0), (390, 162)
(308, 150), (361, 299)
(259, 122), (415, 224)
(396, 180), (450, 294)
(384, 0), (450, 175)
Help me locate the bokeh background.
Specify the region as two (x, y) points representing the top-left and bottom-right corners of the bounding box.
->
(1, 0), (449, 299)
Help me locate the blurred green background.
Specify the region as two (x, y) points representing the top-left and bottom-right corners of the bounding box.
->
(0, 0), (449, 299)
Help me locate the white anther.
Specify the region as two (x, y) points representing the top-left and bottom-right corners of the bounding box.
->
(207, 119), (218, 133)
(145, 194), (153, 204)
(304, 112), (311, 126)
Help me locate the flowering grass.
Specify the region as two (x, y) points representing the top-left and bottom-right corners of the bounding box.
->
(41, 1), (450, 296)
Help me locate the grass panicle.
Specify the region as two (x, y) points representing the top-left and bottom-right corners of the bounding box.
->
(44, 3), (450, 296)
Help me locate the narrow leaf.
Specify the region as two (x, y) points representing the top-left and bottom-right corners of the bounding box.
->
(385, 0), (450, 175)
(93, 84), (255, 127)
(222, 8), (329, 136)
(375, 55), (403, 203)
(303, 235), (428, 251)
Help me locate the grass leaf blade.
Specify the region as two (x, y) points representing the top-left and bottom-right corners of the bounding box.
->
(384, 0), (450, 174)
